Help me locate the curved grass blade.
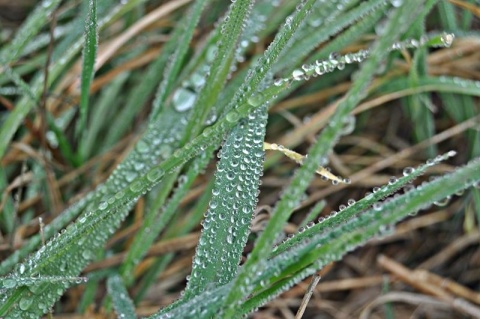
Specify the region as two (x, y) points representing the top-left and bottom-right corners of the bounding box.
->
(0, 66), (37, 103)
(0, 275), (86, 290)
(133, 179), (214, 302)
(222, 0), (319, 117)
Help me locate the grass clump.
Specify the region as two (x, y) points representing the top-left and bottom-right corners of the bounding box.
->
(0, 0), (479, 318)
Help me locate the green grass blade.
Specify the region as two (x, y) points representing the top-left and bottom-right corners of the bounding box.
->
(0, 81), (287, 316)
(119, 148), (212, 284)
(0, 192), (94, 276)
(0, 1), (193, 278)
(76, 0), (98, 156)
(0, 170), (15, 233)
(181, 0), (255, 143)
(151, 154), (480, 319)
(133, 179), (214, 302)
(81, 72), (130, 158)
(271, 161), (427, 257)
(223, 0), (319, 116)
(437, 1), (458, 31)
(107, 275), (137, 319)
(298, 200), (326, 229)
(150, 0), (210, 120)
(184, 104), (268, 298)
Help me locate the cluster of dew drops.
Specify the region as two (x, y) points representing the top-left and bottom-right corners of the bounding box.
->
(273, 32), (455, 86)
(280, 150), (466, 245)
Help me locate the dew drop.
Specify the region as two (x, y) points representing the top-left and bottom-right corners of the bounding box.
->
(388, 177), (398, 185)
(329, 52), (340, 61)
(226, 111), (240, 123)
(447, 150), (457, 157)
(146, 168), (164, 182)
(130, 180), (143, 193)
(390, 0), (403, 7)
(3, 278), (16, 288)
(136, 140), (149, 153)
(314, 64), (325, 75)
(190, 73), (206, 89)
(82, 250), (93, 260)
(441, 33), (455, 47)
(173, 87), (196, 112)
(115, 191), (125, 200)
(159, 145), (172, 158)
(19, 297), (33, 310)
(340, 115), (355, 136)
(247, 93), (264, 107)
(292, 69), (304, 81)
(98, 201), (108, 210)
(403, 167), (414, 176)
(347, 199), (355, 206)
(433, 196), (450, 207)
(285, 15), (293, 29)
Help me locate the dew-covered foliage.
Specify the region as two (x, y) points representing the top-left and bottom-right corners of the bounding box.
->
(0, 0), (479, 318)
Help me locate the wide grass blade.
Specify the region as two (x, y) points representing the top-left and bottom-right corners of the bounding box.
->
(184, 105), (268, 298)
